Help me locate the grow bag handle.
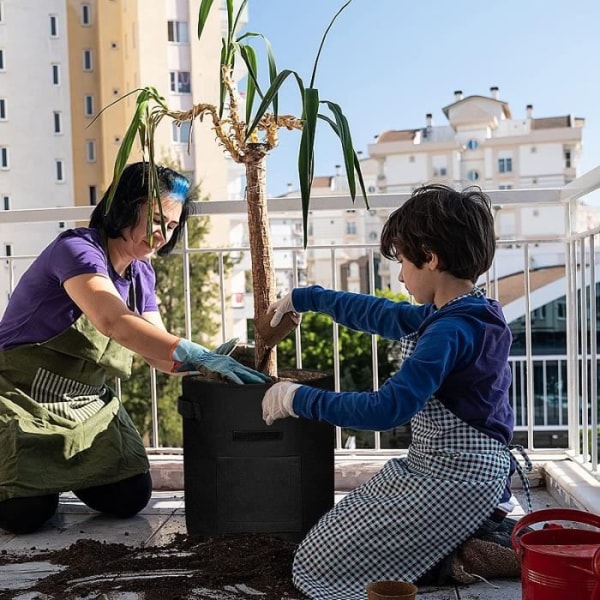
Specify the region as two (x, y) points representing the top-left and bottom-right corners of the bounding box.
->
(512, 508), (600, 557)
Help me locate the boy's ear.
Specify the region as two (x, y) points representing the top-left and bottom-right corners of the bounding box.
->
(426, 252), (439, 271)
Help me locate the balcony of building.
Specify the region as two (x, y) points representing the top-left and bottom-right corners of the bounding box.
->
(1, 167), (600, 598)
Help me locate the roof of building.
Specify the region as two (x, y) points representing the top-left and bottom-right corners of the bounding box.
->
(441, 95), (512, 119)
(531, 116), (572, 129)
(375, 130), (418, 144)
(312, 176), (333, 189)
(492, 266), (565, 306)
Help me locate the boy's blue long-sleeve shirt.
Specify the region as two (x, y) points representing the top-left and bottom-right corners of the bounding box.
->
(291, 286), (514, 447)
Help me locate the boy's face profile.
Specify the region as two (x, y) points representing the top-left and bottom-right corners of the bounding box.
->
(397, 254), (436, 305)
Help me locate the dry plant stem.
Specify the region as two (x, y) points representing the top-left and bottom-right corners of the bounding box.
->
(222, 66), (247, 148)
(166, 69), (304, 375)
(245, 143), (276, 375)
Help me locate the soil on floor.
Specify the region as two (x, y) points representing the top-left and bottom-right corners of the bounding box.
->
(0, 533), (301, 600)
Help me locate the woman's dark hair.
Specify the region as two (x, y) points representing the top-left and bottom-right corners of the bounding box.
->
(89, 162), (193, 256)
(380, 184), (496, 283)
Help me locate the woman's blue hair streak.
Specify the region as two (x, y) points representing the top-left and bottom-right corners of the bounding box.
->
(155, 165), (191, 203)
(168, 173), (191, 202)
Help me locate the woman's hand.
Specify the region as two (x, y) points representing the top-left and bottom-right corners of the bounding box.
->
(171, 339), (271, 384)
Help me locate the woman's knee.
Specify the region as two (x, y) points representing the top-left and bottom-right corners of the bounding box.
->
(74, 471), (152, 518)
(0, 494), (59, 534)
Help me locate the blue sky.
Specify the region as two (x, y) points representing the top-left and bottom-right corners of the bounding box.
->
(241, 0), (600, 201)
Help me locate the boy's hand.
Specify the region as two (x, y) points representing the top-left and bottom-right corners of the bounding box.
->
(267, 292), (301, 327)
(262, 382), (300, 425)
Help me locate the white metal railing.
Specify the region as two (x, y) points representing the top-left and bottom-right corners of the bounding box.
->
(2, 169), (600, 473)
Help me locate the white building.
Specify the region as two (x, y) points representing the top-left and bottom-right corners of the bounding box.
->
(279, 88), (594, 294)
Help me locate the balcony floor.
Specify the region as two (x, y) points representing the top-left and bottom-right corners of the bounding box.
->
(0, 485), (555, 599)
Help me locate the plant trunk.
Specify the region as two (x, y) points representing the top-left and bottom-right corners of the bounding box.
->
(245, 144), (277, 376)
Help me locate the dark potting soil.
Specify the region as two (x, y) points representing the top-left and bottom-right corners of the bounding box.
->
(0, 533), (302, 600)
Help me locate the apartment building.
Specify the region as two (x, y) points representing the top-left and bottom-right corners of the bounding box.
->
(0, 0), (242, 310)
(286, 88), (589, 291)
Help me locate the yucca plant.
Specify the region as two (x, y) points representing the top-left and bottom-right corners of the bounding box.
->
(102, 0), (368, 377)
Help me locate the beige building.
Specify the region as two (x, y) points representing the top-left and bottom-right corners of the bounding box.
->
(0, 0), (241, 310)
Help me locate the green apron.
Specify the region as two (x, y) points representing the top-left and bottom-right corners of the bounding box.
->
(0, 315), (150, 502)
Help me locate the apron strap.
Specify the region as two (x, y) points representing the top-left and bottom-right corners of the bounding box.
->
(508, 444), (533, 513)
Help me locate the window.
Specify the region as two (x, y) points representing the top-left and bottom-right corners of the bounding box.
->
(2, 195), (9, 210)
(52, 64), (60, 85)
(81, 3), (91, 25)
(467, 169), (479, 181)
(84, 95), (94, 117)
(556, 300), (566, 320)
(346, 221), (357, 235)
(167, 21), (189, 43)
(49, 15), (58, 37)
(564, 149), (572, 168)
(0, 2), (3, 23)
(433, 166), (447, 177)
(408, 155), (415, 163)
(498, 184), (512, 190)
(0, 49), (4, 70)
(83, 49), (92, 71)
(53, 111), (62, 133)
(0, 98), (5, 120)
(55, 160), (64, 182)
(86, 139), (96, 162)
(169, 71), (191, 93)
(4, 244), (11, 257)
(467, 139), (479, 150)
(498, 157), (512, 173)
(89, 185), (97, 205)
(172, 121), (191, 143)
(531, 146), (537, 153)
(0, 147), (8, 169)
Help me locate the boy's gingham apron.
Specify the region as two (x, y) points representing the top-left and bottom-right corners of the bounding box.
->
(292, 290), (514, 600)
(0, 314), (149, 502)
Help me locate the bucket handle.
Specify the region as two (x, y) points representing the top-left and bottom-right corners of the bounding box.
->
(511, 508), (600, 556)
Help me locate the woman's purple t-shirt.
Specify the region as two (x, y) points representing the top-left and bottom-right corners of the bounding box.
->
(0, 228), (158, 349)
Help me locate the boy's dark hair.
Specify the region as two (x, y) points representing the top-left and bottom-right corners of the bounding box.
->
(89, 162), (193, 256)
(380, 184), (496, 283)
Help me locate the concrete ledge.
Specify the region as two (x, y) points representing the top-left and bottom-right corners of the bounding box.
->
(149, 455), (184, 491)
(544, 459), (600, 513)
(150, 453), (546, 493)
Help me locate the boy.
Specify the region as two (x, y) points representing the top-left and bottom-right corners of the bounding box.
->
(262, 184), (521, 599)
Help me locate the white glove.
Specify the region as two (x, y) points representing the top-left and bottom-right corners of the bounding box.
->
(262, 382), (301, 425)
(267, 291), (301, 327)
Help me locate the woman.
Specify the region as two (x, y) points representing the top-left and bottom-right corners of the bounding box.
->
(0, 162), (268, 534)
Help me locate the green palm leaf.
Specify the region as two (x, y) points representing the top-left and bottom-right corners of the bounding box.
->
(245, 70), (304, 141)
(298, 88), (320, 247)
(318, 113), (369, 207)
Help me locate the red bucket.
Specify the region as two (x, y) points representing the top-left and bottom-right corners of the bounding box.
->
(511, 508), (600, 599)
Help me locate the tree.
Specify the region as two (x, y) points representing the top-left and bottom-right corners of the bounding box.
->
(120, 179), (234, 447)
(101, 0), (368, 377)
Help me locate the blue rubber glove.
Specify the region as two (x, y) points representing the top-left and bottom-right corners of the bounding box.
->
(171, 338), (271, 384)
(213, 337), (239, 356)
(174, 337), (238, 371)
